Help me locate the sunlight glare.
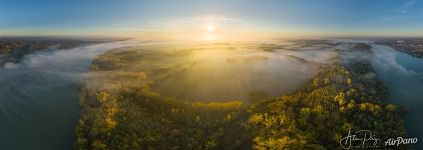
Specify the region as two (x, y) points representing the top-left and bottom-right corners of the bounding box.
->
(206, 34), (215, 41)
(207, 25), (214, 33)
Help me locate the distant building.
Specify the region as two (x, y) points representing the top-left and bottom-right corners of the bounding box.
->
(396, 40), (405, 45)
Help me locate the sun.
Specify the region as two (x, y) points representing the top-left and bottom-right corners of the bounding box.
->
(204, 24), (218, 41)
(207, 25), (214, 33)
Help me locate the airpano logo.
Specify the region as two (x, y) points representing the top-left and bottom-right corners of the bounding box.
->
(385, 137), (418, 147)
(339, 130), (418, 149)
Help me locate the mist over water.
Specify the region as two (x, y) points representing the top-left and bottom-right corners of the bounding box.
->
(0, 40), (145, 150)
(370, 44), (423, 149)
(333, 41), (423, 148)
(4, 39), (420, 149)
(142, 42), (337, 101)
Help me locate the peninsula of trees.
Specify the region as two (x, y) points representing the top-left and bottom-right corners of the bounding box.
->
(75, 42), (407, 149)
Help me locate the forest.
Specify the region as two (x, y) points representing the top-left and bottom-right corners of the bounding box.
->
(75, 42), (407, 149)
(0, 37), (126, 66)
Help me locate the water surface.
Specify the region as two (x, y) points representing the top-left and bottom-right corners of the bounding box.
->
(371, 44), (423, 149)
(0, 41), (140, 150)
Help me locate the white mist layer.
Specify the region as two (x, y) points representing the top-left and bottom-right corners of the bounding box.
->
(0, 40), (149, 150)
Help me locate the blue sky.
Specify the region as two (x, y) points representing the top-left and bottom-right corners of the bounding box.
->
(1, 0), (423, 37)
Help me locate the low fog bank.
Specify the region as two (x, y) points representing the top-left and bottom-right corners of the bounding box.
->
(335, 40), (423, 147)
(371, 44), (423, 76)
(369, 43), (423, 147)
(155, 49), (319, 101)
(3, 38), (423, 149)
(0, 40), (148, 150)
(94, 41), (339, 102)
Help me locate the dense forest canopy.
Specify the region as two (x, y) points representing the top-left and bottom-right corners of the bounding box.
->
(75, 41), (407, 149)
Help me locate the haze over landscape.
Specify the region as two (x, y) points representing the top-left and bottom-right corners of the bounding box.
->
(1, 0), (423, 150)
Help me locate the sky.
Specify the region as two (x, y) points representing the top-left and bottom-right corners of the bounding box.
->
(1, 0), (423, 39)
